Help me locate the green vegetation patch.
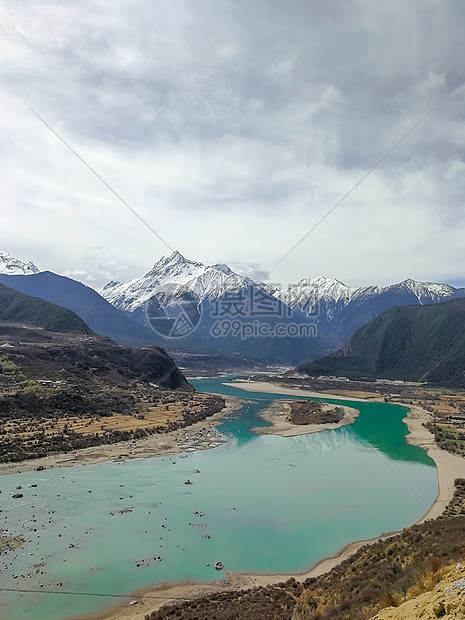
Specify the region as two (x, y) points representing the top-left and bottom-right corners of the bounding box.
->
(427, 423), (465, 457)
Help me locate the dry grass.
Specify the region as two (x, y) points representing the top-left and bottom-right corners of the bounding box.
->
(424, 391), (465, 414)
(6, 408), (182, 442)
(5, 394), (212, 443)
(53, 406), (185, 435)
(431, 402), (458, 413)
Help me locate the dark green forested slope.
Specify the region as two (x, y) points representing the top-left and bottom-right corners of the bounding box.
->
(0, 283), (93, 334)
(298, 298), (465, 387)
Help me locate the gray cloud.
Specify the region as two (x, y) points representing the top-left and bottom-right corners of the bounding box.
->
(1, 0), (464, 288)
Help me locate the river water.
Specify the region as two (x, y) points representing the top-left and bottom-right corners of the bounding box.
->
(0, 378), (437, 620)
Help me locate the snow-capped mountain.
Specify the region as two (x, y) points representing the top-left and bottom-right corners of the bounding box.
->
(99, 251), (325, 363)
(5, 246), (460, 363)
(276, 276), (460, 310)
(384, 278), (459, 302)
(0, 251), (39, 276)
(100, 251), (260, 313)
(99, 252), (465, 358)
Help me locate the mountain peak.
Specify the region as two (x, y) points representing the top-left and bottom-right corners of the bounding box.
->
(150, 251), (203, 272)
(0, 250), (40, 276)
(393, 278), (457, 302)
(168, 250), (187, 263)
(100, 252), (256, 312)
(304, 275), (349, 288)
(211, 263), (234, 276)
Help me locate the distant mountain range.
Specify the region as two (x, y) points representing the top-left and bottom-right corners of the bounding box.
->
(298, 298), (465, 388)
(276, 275), (465, 349)
(2, 249), (465, 365)
(98, 251), (465, 356)
(99, 252), (465, 324)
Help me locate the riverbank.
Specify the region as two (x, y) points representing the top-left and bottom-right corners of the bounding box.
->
(68, 532), (403, 620)
(253, 398), (359, 437)
(403, 404), (465, 522)
(0, 395), (242, 476)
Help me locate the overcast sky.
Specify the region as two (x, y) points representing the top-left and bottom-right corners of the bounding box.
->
(1, 0), (464, 289)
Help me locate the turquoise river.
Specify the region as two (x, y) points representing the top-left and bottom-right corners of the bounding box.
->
(0, 377), (437, 620)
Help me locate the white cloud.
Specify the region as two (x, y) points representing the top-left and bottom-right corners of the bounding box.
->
(0, 0), (464, 288)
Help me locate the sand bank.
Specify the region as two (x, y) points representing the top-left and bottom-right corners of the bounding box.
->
(228, 380), (369, 401)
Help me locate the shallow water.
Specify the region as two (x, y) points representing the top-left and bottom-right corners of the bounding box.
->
(0, 378), (436, 620)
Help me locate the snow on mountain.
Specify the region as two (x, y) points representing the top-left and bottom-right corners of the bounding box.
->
(0, 251), (39, 276)
(100, 280), (123, 295)
(395, 278), (458, 302)
(275, 276), (460, 309)
(276, 276), (355, 308)
(100, 251), (259, 313)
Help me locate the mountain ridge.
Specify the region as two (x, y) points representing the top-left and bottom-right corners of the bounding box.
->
(99, 251), (465, 354)
(100, 250), (259, 312)
(276, 275), (460, 307)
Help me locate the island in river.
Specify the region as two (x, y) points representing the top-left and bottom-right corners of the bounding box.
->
(253, 398), (359, 437)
